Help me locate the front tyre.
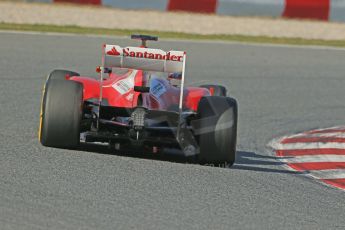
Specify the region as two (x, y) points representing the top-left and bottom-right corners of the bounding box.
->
(39, 79), (83, 148)
(194, 96), (238, 166)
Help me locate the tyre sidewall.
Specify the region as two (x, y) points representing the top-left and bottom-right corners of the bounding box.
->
(40, 79), (83, 148)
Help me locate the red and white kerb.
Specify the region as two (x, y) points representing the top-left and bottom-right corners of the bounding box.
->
(269, 126), (345, 191)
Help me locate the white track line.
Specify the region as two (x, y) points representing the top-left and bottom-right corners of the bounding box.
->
(1, 30), (345, 51)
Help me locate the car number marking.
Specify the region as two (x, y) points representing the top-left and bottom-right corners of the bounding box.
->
(112, 70), (137, 95)
(150, 79), (167, 99)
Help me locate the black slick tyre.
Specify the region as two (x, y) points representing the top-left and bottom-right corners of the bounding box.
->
(194, 96), (238, 166)
(39, 79), (83, 148)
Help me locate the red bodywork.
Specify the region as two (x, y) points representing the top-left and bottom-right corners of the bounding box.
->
(70, 69), (210, 112)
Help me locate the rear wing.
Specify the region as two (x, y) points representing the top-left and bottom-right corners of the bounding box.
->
(98, 44), (187, 131)
(103, 45), (185, 73)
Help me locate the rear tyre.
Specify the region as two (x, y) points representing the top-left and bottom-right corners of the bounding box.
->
(199, 84), (227, 96)
(47, 69), (80, 82)
(39, 79), (83, 148)
(194, 96), (238, 166)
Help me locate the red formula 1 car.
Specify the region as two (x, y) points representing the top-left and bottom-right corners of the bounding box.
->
(39, 35), (238, 166)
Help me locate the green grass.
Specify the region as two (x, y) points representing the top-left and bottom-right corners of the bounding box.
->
(1, 22), (345, 47)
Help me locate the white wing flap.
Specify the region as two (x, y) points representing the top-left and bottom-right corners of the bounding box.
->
(103, 45), (185, 73)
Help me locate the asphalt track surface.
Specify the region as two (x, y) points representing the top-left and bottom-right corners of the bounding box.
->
(0, 32), (344, 229)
